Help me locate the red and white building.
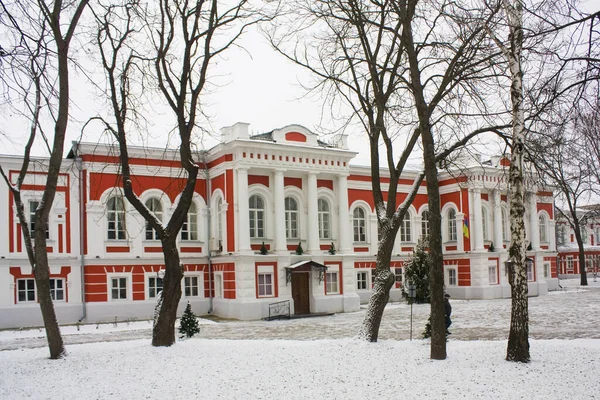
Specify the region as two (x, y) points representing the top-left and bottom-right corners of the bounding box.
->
(0, 123), (561, 329)
(556, 206), (600, 277)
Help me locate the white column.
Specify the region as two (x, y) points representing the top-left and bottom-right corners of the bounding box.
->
(273, 170), (287, 254)
(237, 167), (251, 253)
(337, 174), (351, 253)
(473, 188), (485, 251)
(307, 172), (320, 253)
(493, 190), (503, 251)
(456, 212), (465, 253)
(529, 193), (540, 250)
(548, 220), (556, 251)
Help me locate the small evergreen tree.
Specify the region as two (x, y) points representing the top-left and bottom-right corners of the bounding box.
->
(328, 242), (336, 255)
(179, 302), (200, 339)
(423, 315), (432, 339)
(488, 242), (495, 252)
(260, 241), (268, 255)
(401, 238), (430, 304)
(295, 242), (304, 255)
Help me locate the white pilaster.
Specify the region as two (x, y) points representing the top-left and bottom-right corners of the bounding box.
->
(273, 169), (287, 254)
(529, 193), (540, 250)
(307, 172), (320, 253)
(337, 174), (351, 253)
(548, 220), (556, 251)
(456, 212), (465, 253)
(493, 190), (504, 251)
(473, 188), (485, 251)
(237, 167), (251, 253)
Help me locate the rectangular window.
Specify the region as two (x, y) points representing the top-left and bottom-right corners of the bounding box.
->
(184, 276), (200, 297)
(111, 277), (128, 300)
(326, 272), (339, 294)
(214, 273), (223, 298)
(488, 264), (498, 285)
(400, 220), (411, 243)
(394, 268), (403, 284)
(448, 269), (457, 286)
(567, 256), (574, 271)
(49, 278), (65, 301)
(257, 273), (274, 297)
(17, 279), (36, 303)
(543, 262), (550, 278)
(527, 263), (535, 281)
(148, 277), (163, 298)
(356, 271), (368, 290)
(29, 201), (49, 239)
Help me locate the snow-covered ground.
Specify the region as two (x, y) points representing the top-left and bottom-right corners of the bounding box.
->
(1, 279), (599, 399)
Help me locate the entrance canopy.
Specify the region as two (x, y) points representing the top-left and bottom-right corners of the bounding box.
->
(285, 260), (328, 285)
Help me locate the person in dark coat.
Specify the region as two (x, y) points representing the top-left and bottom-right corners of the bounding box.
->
(444, 293), (452, 334)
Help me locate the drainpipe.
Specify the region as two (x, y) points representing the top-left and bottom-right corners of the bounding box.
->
(202, 151), (214, 314)
(75, 144), (87, 322)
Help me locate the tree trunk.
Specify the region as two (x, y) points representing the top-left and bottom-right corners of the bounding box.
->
(358, 230), (396, 342)
(34, 228), (65, 359)
(572, 226), (588, 286)
(505, 0), (530, 363)
(152, 239), (184, 346)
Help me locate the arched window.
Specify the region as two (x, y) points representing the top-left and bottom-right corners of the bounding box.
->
(318, 198), (331, 239)
(538, 214), (547, 242)
(249, 195), (265, 238)
(216, 198), (224, 243)
(400, 215), (411, 243)
(182, 202), (198, 241)
(421, 210), (430, 239)
(353, 207), (366, 242)
(447, 208), (457, 242)
(501, 208), (508, 242)
(107, 196), (126, 240)
(482, 208), (489, 241)
(285, 197), (299, 239)
(557, 224), (566, 245)
(145, 198), (162, 240)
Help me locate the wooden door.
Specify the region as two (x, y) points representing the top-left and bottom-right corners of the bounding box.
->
(291, 273), (310, 315)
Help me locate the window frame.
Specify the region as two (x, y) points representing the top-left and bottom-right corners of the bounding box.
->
(400, 217), (412, 243)
(49, 278), (65, 301)
(447, 268), (457, 286)
(421, 210), (430, 240)
(17, 278), (36, 303)
(447, 209), (457, 242)
(29, 200), (49, 240)
(356, 271), (368, 290)
(538, 214), (548, 243)
(257, 272), (274, 298)
(214, 272), (224, 298)
(352, 207), (367, 243)
(543, 262), (551, 278)
(482, 207), (489, 241)
(181, 202), (199, 241)
(144, 198), (163, 241)
(249, 195), (266, 239)
(284, 196), (299, 239)
(184, 275), (201, 298)
(527, 262), (535, 281)
(109, 275), (129, 301)
(318, 198), (331, 240)
(107, 196), (126, 241)
(325, 271), (339, 294)
(488, 263), (498, 285)
(147, 276), (163, 299)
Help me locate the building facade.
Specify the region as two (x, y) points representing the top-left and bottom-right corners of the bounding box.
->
(556, 206), (600, 277)
(0, 123), (561, 329)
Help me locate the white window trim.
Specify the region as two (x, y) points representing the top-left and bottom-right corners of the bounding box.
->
(214, 272), (224, 298)
(16, 278), (36, 303)
(49, 278), (66, 302)
(256, 265), (275, 298)
(107, 272), (132, 301)
(447, 268), (458, 286)
(543, 262), (551, 278)
(325, 264), (340, 295)
(356, 270), (369, 291)
(488, 263), (498, 285)
(183, 274), (203, 298)
(145, 272), (164, 300)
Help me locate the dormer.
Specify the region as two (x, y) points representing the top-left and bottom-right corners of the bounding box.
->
(272, 124), (319, 147)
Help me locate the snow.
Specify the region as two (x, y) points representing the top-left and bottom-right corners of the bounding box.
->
(1, 279), (600, 399)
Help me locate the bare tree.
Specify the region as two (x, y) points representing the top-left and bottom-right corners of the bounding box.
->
(268, 0), (508, 360)
(0, 0), (89, 359)
(90, 0), (263, 347)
